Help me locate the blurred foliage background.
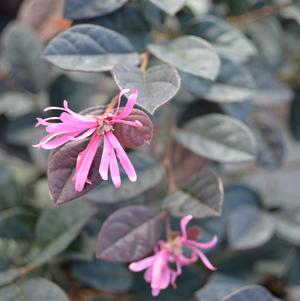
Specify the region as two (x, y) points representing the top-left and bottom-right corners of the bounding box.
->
(0, 0), (300, 300)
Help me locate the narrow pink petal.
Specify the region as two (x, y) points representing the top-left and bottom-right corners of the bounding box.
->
(192, 248), (216, 271)
(111, 119), (143, 127)
(44, 106), (67, 112)
(177, 252), (197, 265)
(68, 128), (96, 141)
(106, 132), (137, 182)
(74, 134), (100, 192)
(114, 89), (137, 120)
(180, 215), (193, 241)
(152, 287), (161, 297)
(108, 147), (121, 188)
(144, 266), (153, 283)
(151, 250), (169, 290)
(62, 100), (98, 123)
(33, 132), (69, 149)
(99, 134), (111, 180)
(46, 124), (87, 134)
(40, 134), (76, 149)
(185, 236), (218, 250)
(114, 88), (130, 115)
(155, 264), (171, 290)
(129, 256), (155, 272)
(60, 112), (97, 128)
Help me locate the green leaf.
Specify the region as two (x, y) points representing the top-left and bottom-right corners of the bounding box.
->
(290, 89), (300, 141)
(162, 169), (224, 218)
(0, 278), (69, 301)
(246, 17), (283, 69)
(64, 0), (127, 19)
(86, 152), (165, 203)
(203, 57), (256, 103)
(148, 0), (185, 15)
(148, 36), (220, 79)
(185, 15), (256, 62)
(249, 60), (293, 106)
(31, 201), (97, 268)
(227, 206), (275, 250)
(275, 208), (300, 246)
(195, 273), (244, 301)
(221, 285), (273, 301)
(43, 24), (140, 72)
(72, 260), (133, 292)
(94, 5), (152, 52)
(175, 114), (256, 163)
(112, 64), (181, 114)
(5, 112), (44, 146)
(251, 111), (285, 167)
(1, 23), (48, 93)
(97, 206), (162, 262)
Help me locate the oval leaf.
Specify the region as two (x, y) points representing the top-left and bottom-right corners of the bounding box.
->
(149, 0), (185, 15)
(228, 206), (275, 250)
(1, 23), (48, 93)
(203, 57), (256, 103)
(175, 114), (256, 163)
(48, 138), (103, 205)
(43, 24), (140, 72)
(31, 201), (97, 268)
(148, 36), (220, 79)
(64, 0), (127, 19)
(96, 205), (162, 262)
(72, 260), (133, 292)
(114, 108), (153, 148)
(221, 285), (273, 301)
(162, 169), (224, 218)
(185, 15), (257, 63)
(251, 112), (285, 167)
(112, 64), (181, 114)
(0, 278), (69, 301)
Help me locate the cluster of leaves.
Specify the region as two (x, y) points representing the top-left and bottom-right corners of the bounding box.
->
(0, 0), (300, 300)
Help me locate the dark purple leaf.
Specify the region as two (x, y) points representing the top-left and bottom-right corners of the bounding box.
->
(48, 138), (103, 205)
(96, 205), (162, 262)
(114, 108), (153, 148)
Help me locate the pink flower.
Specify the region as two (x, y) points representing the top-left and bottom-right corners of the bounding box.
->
(34, 89), (143, 191)
(129, 215), (218, 296)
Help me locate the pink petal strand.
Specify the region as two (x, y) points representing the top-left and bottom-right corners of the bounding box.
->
(99, 134), (111, 180)
(114, 89), (138, 120)
(108, 145), (121, 188)
(129, 256), (155, 272)
(74, 133), (100, 192)
(180, 215), (193, 240)
(106, 132), (137, 182)
(192, 248), (216, 271)
(184, 236), (218, 250)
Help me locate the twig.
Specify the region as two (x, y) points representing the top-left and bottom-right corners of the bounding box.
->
(162, 103), (178, 194)
(140, 52), (149, 72)
(228, 2), (292, 27)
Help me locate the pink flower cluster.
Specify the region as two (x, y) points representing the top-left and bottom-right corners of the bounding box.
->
(129, 215), (217, 297)
(34, 89), (142, 191)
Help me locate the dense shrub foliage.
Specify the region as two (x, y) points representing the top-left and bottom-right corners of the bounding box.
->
(0, 0), (300, 300)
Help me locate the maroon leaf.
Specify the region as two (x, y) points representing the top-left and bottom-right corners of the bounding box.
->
(48, 138), (103, 205)
(96, 206), (162, 262)
(114, 108), (153, 148)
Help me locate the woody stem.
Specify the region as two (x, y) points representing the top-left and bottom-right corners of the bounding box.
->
(163, 103), (178, 194)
